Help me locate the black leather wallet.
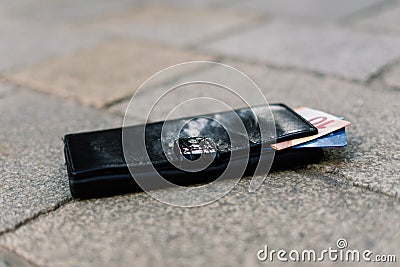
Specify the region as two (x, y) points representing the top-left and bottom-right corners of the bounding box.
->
(64, 104), (321, 198)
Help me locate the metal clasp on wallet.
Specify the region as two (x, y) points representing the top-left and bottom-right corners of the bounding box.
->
(174, 137), (218, 161)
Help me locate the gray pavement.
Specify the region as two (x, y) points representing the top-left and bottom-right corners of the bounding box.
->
(0, 246), (35, 267)
(383, 62), (400, 89)
(5, 40), (214, 108)
(80, 4), (260, 47)
(203, 22), (400, 80)
(1, 172), (399, 267)
(0, 85), (121, 233)
(0, 14), (102, 72)
(234, 0), (387, 19)
(0, 1), (399, 266)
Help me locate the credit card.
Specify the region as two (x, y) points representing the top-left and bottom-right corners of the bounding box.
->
(294, 128), (347, 148)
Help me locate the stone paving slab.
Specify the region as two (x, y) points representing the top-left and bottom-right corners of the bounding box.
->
(3, 0), (145, 26)
(0, 85), (13, 99)
(0, 16), (102, 72)
(0, 84), (122, 233)
(164, 0), (241, 8)
(80, 4), (260, 47)
(5, 40), (214, 108)
(232, 0), (386, 19)
(358, 1), (400, 32)
(108, 64), (266, 122)
(202, 22), (400, 81)
(383, 63), (400, 89)
(110, 61), (400, 198)
(0, 246), (35, 267)
(0, 171), (398, 267)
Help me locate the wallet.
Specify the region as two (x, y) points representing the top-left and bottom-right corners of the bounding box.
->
(64, 104), (322, 198)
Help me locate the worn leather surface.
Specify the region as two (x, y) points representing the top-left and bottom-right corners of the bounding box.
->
(64, 104), (320, 198)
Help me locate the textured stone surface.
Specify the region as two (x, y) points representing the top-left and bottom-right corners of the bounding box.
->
(0, 171), (399, 267)
(0, 84), (121, 233)
(359, 2), (400, 31)
(82, 4), (259, 47)
(165, 0), (241, 8)
(203, 22), (400, 81)
(383, 63), (400, 89)
(0, 246), (34, 267)
(109, 63), (270, 122)
(111, 61), (400, 198)
(0, 84), (13, 99)
(233, 0), (386, 19)
(5, 40), (214, 108)
(3, 0), (144, 25)
(0, 17), (101, 72)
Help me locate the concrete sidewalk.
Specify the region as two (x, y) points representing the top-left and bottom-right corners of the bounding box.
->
(0, 1), (399, 266)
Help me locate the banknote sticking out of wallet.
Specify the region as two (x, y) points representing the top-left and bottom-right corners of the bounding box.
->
(64, 104), (351, 199)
